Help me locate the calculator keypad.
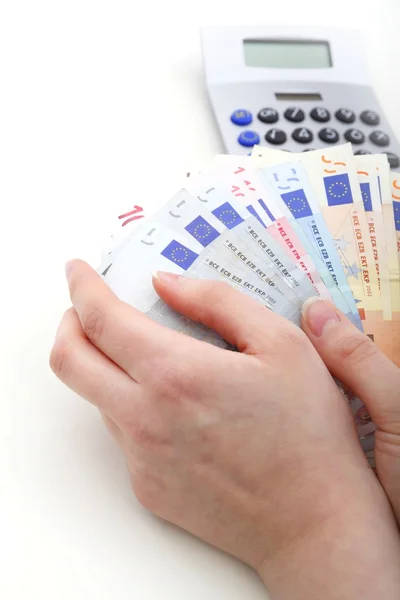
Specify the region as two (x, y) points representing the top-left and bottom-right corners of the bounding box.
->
(258, 108), (279, 123)
(319, 127), (339, 144)
(344, 128), (365, 144)
(265, 129), (287, 145)
(284, 107), (305, 122)
(230, 109), (252, 126)
(335, 108), (356, 124)
(310, 107), (331, 123)
(370, 131), (390, 147)
(231, 105), (399, 168)
(385, 152), (400, 168)
(360, 110), (380, 126)
(237, 130), (260, 147)
(292, 127), (313, 144)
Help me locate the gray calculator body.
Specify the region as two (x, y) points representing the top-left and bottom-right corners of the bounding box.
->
(200, 26), (400, 170)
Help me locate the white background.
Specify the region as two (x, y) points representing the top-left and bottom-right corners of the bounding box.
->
(1, 1), (399, 598)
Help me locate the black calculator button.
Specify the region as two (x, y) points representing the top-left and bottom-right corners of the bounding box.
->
(370, 130), (390, 147)
(284, 107), (305, 123)
(354, 149), (372, 155)
(292, 127), (313, 144)
(258, 108), (279, 124)
(360, 110), (380, 126)
(319, 127), (339, 144)
(310, 107), (331, 123)
(385, 152), (400, 169)
(344, 128), (365, 144)
(335, 108), (356, 124)
(265, 128), (287, 145)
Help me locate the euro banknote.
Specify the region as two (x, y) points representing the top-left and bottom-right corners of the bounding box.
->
(97, 144), (400, 465)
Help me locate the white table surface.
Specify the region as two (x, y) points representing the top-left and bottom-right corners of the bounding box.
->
(1, 1), (399, 598)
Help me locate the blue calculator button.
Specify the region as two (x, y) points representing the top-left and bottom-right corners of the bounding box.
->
(238, 130), (260, 147)
(231, 109), (252, 126)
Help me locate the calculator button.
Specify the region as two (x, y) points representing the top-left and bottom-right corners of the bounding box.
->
(265, 128), (287, 145)
(238, 130), (260, 147)
(370, 130), (390, 147)
(310, 107), (331, 123)
(292, 127), (313, 144)
(385, 152), (400, 168)
(354, 149), (372, 155)
(258, 108), (279, 124)
(335, 108), (356, 124)
(360, 110), (380, 126)
(344, 128), (365, 144)
(319, 127), (339, 144)
(284, 107), (305, 122)
(231, 109), (252, 126)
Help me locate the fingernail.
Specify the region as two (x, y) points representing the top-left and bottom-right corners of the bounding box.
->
(302, 297), (341, 337)
(152, 271), (183, 284)
(65, 261), (74, 279)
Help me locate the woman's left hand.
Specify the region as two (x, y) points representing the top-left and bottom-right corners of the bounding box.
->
(50, 260), (400, 599)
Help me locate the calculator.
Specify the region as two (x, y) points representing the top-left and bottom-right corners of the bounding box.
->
(200, 26), (400, 170)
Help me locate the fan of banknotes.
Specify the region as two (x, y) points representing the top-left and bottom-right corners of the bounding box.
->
(98, 143), (400, 464)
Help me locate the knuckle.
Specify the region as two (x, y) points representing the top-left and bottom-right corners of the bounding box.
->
(266, 321), (309, 355)
(335, 331), (378, 366)
(80, 301), (106, 343)
(49, 338), (74, 381)
(150, 359), (195, 398)
(281, 324), (309, 350)
(123, 405), (172, 453)
(126, 420), (159, 449)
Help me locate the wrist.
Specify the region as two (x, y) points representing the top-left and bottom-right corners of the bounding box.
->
(258, 480), (400, 600)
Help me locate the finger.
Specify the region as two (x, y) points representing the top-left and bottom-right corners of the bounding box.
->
(50, 307), (140, 420)
(301, 297), (400, 428)
(65, 259), (184, 381)
(152, 271), (309, 356)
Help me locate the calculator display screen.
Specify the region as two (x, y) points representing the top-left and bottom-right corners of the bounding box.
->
(243, 40), (332, 69)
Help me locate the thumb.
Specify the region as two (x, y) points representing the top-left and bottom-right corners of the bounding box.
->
(152, 271), (302, 356)
(301, 297), (400, 431)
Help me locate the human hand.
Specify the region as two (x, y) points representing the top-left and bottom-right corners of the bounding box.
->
(302, 297), (400, 525)
(50, 261), (400, 599)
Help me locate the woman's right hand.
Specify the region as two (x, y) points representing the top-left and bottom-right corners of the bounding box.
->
(302, 297), (400, 524)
